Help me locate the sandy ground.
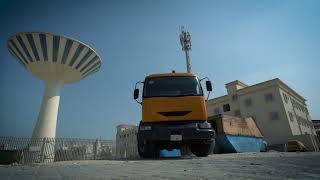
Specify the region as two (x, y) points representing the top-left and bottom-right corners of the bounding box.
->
(0, 152), (320, 180)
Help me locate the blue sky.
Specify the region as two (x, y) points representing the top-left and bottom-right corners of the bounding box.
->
(1, 0), (319, 139)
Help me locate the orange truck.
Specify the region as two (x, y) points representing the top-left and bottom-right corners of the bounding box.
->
(133, 71), (215, 158)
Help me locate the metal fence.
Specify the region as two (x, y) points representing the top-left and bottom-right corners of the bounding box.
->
(0, 136), (115, 164)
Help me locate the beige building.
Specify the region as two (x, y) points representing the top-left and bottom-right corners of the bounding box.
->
(116, 124), (139, 159)
(207, 78), (319, 151)
(312, 120), (320, 140)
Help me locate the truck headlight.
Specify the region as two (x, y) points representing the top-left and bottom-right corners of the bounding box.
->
(198, 122), (211, 129)
(139, 125), (152, 131)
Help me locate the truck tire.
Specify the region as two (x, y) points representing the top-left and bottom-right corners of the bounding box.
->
(138, 140), (153, 158)
(213, 143), (221, 154)
(137, 131), (158, 158)
(138, 139), (159, 158)
(137, 121), (156, 158)
(190, 140), (214, 157)
(208, 139), (215, 154)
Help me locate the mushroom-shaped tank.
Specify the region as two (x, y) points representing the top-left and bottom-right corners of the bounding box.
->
(7, 32), (102, 139)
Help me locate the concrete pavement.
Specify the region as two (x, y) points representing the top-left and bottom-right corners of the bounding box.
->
(1, 152), (320, 179)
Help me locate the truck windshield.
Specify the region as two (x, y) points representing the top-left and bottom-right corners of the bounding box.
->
(143, 76), (203, 98)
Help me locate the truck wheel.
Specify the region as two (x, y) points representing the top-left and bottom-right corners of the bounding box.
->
(213, 143), (221, 154)
(190, 141), (214, 157)
(208, 139), (215, 154)
(137, 139), (156, 158)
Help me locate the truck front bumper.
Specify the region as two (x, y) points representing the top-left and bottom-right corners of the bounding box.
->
(137, 121), (215, 144)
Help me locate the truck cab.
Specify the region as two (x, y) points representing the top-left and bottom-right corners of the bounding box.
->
(134, 72), (215, 158)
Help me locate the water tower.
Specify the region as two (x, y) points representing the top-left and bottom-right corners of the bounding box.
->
(7, 32), (102, 139)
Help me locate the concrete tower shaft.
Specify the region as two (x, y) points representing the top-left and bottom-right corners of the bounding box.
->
(32, 82), (62, 139)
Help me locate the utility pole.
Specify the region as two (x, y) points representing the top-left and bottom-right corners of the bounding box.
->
(179, 27), (192, 73)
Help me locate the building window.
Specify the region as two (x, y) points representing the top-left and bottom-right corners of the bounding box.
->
(290, 98), (295, 108)
(295, 114), (301, 124)
(244, 98), (252, 107)
(232, 95), (238, 101)
(265, 93), (274, 102)
(303, 107), (307, 114)
(283, 93), (288, 103)
(214, 107), (220, 115)
(299, 104), (304, 112)
(234, 110), (241, 117)
(293, 100), (298, 109)
(269, 111), (279, 120)
(223, 104), (230, 112)
(288, 111), (294, 122)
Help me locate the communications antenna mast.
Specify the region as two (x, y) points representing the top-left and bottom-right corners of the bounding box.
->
(179, 27), (192, 73)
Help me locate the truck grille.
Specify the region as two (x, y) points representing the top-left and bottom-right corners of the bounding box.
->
(158, 111), (191, 117)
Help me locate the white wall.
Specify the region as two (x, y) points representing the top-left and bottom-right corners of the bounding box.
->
(116, 126), (139, 159)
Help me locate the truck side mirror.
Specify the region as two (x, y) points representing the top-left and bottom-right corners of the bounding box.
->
(134, 89), (139, 99)
(206, 81), (212, 91)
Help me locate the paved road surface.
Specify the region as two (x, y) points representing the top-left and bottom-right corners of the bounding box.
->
(1, 152), (320, 179)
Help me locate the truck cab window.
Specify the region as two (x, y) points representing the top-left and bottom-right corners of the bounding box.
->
(143, 76), (203, 98)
